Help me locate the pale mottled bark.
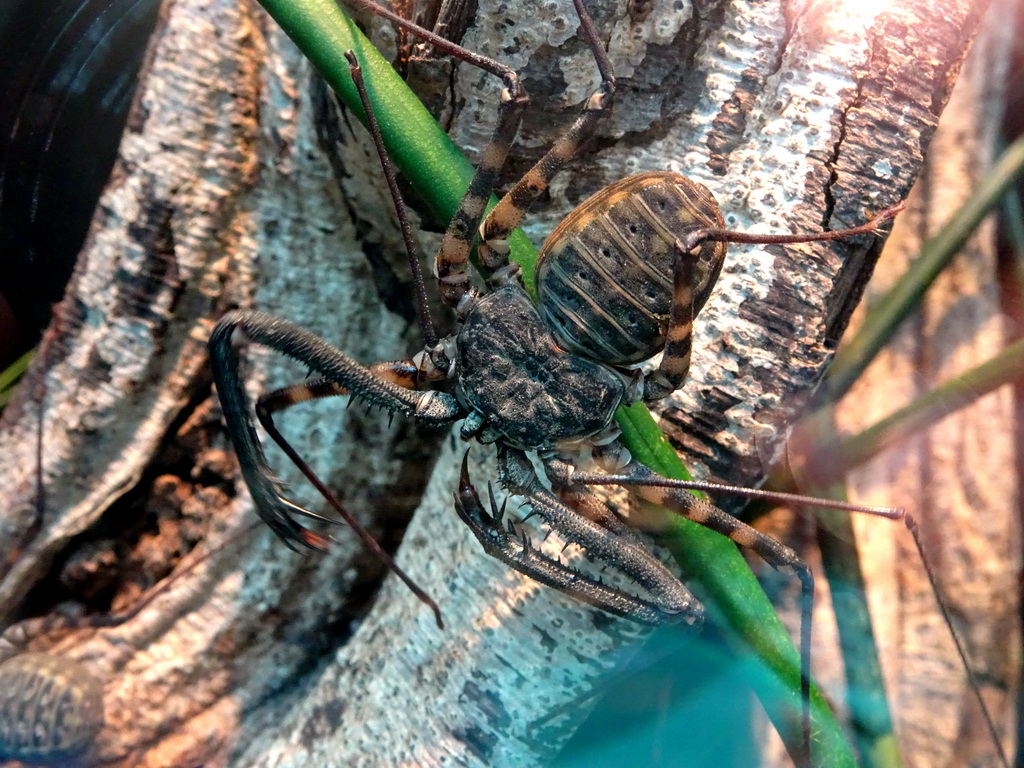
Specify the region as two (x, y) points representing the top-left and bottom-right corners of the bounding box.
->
(0, 0), (1000, 766)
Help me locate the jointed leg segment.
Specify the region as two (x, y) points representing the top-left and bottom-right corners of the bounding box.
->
(476, 0), (618, 273)
(209, 310), (463, 627)
(554, 452), (815, 759)
(210, 3), (919, 763)
(644, 242), (695, 402)
(256, 360), (424, 419)
(642, 203), (906, 403)
(454, 446), (701, 626)
(357, 0), (618, 302)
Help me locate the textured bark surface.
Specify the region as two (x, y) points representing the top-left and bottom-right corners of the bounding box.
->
(0, 0), (1000, 766)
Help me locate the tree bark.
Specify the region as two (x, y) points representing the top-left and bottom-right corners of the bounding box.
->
(827, 3), (1020, 766)
(0, 0), (1001, 766)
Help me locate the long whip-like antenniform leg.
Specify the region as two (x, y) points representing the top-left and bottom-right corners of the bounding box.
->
(556, 457), (816, 765)
(570, 462), (1010, 767)
(476, 0), (616, 272)
(343, 0), (531, 307)
(345, 50), (438, 350)
(642, 203), (906, 403)
(209, 311), (463, 628)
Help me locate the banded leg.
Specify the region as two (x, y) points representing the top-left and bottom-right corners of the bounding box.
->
(253, 360), (439, 561)
(436, 81), (527, 306)
(256, 358), (434, 421)
(559, 456), (816, 763)
(553, 480), (644, 545)
(454, 446), (702, 626)
(575, 456), (1011, 767)
(645, 202), (907, 404)
(642, 202), (907, 403)
(643, 241), (695, 401)
(347, 0), (530, 307)
(353, 0), (616, 294)
(209, 310), (463, 627)
(477, 0), (617, 273)
(253, 360), (429, 486)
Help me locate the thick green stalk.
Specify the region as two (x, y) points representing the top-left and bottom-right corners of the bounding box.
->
(759, 330), (1024, 767)
(617, 404), (853, 766)
(772, 336), (1024, 767)
(254, 0), (536, 290)
(805, 140), (1024, 766)
(798, 404), (900, 768)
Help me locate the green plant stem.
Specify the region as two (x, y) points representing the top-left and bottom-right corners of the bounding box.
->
(255, 0), (537, 291)
(827, 134), (1024, 401)
(774, 293), (1024, 768)
(999, 185), (1024, 296)
(800, 404), (899, 768)
(0, 348), (34, 409)
(840, 336), (1024, 470)
(254, 0), (854, 763)
(617, 404), (854, 766)
(781, 337), (1024, 490)
(810, 141), (1024, 766)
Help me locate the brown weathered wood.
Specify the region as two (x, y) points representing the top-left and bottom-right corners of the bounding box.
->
(0, 0), (1004, 766)
(828, 3), (1020, 765)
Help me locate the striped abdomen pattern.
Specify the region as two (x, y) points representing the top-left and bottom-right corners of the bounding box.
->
(536, 172), (726, 365)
